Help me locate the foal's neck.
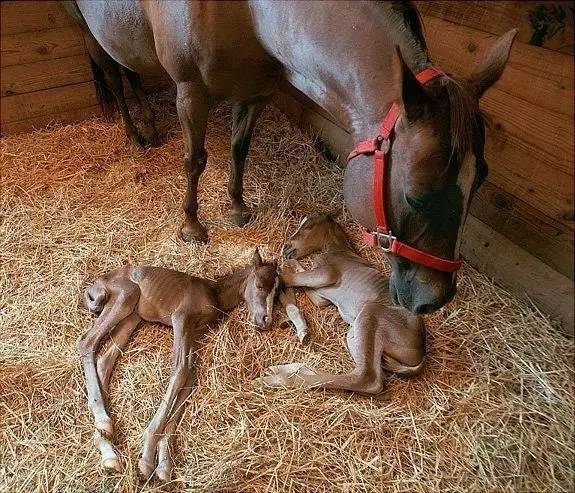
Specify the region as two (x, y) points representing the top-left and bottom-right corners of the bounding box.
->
(213, 267), (249, 312)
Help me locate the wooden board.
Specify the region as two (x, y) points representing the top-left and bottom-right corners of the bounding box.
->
(471, 181), (573, 279)
(0, 1), (74, 36)
(461, 216), (573, 334)
(416, 1), (574, 56)
(1, 55), (92, 96)
(1, 26), (85, 68)
(1, 82), (98, 124)
(0, 104), (102, 136)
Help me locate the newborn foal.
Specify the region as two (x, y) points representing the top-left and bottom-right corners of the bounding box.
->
(78, 250), (278, 481)
(260, 215), (425, 394)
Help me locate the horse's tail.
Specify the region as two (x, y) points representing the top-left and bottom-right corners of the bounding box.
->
(61, 1), (117, 119)
(88, 57), (117, 120)
(83, 280), (109, 314)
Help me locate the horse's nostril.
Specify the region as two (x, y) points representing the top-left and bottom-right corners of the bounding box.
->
(264, 315), (270, 324)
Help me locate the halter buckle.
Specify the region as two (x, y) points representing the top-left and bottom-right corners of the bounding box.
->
(374, 229), (396, 252)
(376, 135), (391, 153)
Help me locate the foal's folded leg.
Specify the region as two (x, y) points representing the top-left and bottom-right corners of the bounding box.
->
(279, 287), (309, 344)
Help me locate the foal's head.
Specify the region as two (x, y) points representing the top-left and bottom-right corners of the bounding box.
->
(243, 249), (278, 330)
(282, 215), (350, 259)
(343, 30), (516, 315)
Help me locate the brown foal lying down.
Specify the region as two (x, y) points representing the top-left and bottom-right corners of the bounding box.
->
(259, 215), (426, 395)
(78, 249), (278, 482)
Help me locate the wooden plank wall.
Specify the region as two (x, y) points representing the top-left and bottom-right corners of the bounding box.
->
(275, 1), (574, 332)
(0, 1), (101, 135)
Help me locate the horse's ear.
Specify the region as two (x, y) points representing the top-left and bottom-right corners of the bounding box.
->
(468, 29), (517, 99)
(394, 46), (430, 122)
(251, 247), (263, 267)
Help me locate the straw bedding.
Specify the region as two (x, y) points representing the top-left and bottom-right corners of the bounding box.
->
(1, 89), (573, 493)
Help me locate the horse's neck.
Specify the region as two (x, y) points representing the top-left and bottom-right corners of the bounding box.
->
(253, 1), (429, 139)
(213, 268), (248, 312)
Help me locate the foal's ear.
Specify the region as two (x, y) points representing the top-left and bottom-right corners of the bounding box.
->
(251, 248), (263, 267)
(469, 29), (517, 98)
(393, 46), (430, 122)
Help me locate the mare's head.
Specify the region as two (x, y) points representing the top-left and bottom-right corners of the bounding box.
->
(343, 30), (516, 315)
(243, 249), (279, 329)
(282, 214), (349, 259)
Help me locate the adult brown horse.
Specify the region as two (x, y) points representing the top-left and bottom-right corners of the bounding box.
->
(66, 1), (515, 315)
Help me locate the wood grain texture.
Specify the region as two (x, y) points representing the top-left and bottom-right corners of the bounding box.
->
(416, 1), (574, 55)
(461, 216), (573, 334)
(0, 104), (102, 136)
(0, 1), (75, 36)
(1, 26), (86, 68)
(1, 82), (98, 124)
(471, 181), (573, 279)
(1, 55), (93, 96)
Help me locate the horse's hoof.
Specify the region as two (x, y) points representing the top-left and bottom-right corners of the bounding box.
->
(180, 222), (208, 243)
(102, 457), (122, 474)
(138, 457), (155, 481)
(141, 128), (161, 148)
(95, 419), (114, 439)
(230, 208), (252, 227)
(155, 463), (172, 483)
(127, 130), (147, 150)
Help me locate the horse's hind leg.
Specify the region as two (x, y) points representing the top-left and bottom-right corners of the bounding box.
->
(77, 284), (140, 471)
(96, 312), (142, 396)
(123, 68), (160, 147)
(176, 81), (210, 243)
(228, 98), (267, 226)
(261, 305), (386, 394)
(83, 33), (144, 148)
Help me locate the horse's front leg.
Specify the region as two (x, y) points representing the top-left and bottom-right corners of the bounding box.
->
(176, 81), (211, 243)
(229, 98), (268, 226)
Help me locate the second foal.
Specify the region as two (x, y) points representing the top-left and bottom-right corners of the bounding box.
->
(259, 215), (425, 394)
(78, 249), (278, 481)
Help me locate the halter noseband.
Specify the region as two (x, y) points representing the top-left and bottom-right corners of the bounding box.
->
(347, 67), (462, 273)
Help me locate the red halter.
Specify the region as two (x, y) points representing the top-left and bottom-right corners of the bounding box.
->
(347, 67), (462, 273)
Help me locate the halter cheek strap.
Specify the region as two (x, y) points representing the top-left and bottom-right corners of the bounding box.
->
(347, 67), (462, 274)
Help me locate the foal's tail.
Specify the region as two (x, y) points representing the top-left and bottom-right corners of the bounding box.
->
(83, 280), (109, 314)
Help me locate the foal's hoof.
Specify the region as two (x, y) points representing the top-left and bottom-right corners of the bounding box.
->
(138, 457), (156, 481)
(155, 462), (172, 483)
(95, 419), (114, 439)
(102, 457), (122, 474)
(230, 207), (252, 227)
(180, 221), (208, 243)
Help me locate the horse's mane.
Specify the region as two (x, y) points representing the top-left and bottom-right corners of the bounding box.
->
(443, 76), (483, 158)
(378, 1), (482, 158)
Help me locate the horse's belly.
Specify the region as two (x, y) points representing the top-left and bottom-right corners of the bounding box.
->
(76, 0), (163, 75)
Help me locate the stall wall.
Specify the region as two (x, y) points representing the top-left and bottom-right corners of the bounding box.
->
(0, 1), (100, 134)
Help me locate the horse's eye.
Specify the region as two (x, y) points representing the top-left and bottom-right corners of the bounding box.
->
(405, 194), (429, 211)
